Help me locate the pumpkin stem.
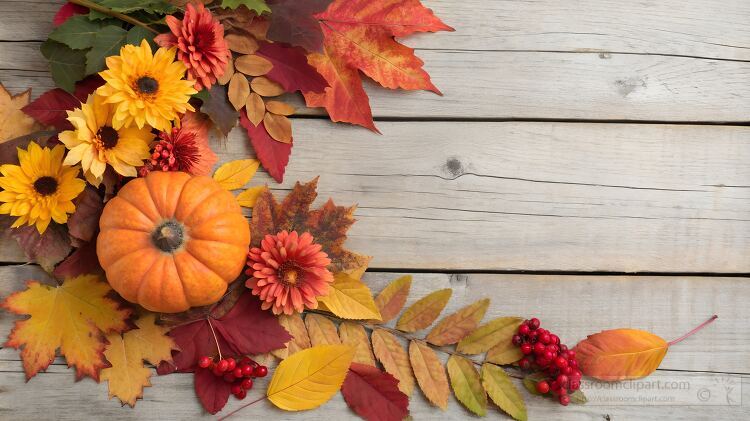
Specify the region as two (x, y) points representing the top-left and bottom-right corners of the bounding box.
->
(152, 220), (185, 252)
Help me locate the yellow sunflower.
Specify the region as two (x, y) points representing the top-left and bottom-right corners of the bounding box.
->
(97, 40), (197, 131)
(0, 142), (86, 234)
(59, 93), (153, 185)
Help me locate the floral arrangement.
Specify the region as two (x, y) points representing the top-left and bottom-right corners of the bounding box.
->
(0, 1), (718, 420)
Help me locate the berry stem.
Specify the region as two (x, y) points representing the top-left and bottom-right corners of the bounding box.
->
(216, 395), (267, 421)
(68, 0), (158, 34)
(668, 315), (718, 346)
(206, 318), (223, 360)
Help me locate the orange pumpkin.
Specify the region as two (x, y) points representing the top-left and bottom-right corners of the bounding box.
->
(97, 171), (250, 313)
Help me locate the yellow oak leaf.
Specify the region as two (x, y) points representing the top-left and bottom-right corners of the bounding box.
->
(1, 274), (131, 380)
(272, 313), (311, 359)
(371, 329), (414, 395)
(373, 275), (412, 323)
(100, 313), (177, 407)
(212, 159), (260, 190)
(338, 321), (375, 366)
(457, 317), (524, 355)
(409, 340), (449, 410)
(0, 83), (37, 143)
(318, 272), (381, 320)
(305, 313), (341, 346)
(426, 298), (490, 346)
(396, 288), (452, 332)
(267, 344), (355, 411)
(447, 355), (487, 416)
(236, 185), (267, 208)
(481, 363), (527, 421)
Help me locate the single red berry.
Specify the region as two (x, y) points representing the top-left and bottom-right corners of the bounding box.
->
(557, 374), (569, 387)
(233, 367), (244, 378)
(519, 357), (531, 370)
(520, 343), (533, 355)
(216, 359), (229, 372)
(534, 342), (546, 354)
(528, 330), (539, 341)
(546, 344), (557, 353)
(535, 380), (550, 394)
(550, 380), (560, 392)
(543, 350), (555, 361)
(539, 332), (551, 344)
(569, 359), (578, 368)
(212, 366), (224, 377)
(555, 356), (568, 369)
(235, 389), (247, 400)
(567, 350), (576, 359)
(198, 356), (212, 368)
(562, 366), (573, 375)
(518, 324), (530, 335)
(240, 357), (253, 366)
(241, 378), (253, 390)
(569, 379), (580, 390)
(550, 334), (560, 344)
(223, 373), (236, 383)
(570, 369), (582, 379)
(559, 344), (568, 352)
(529, 318), (540, 330)
(512, 335), (522, 346)
(254, 365), (268, 378)
(241, 364), (254, 377)
(226, 358), (236, 371)
(559, 394), (570, 406)
(231, 384), (242, 395)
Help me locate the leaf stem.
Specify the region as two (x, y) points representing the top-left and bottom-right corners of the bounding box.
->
(217, 395), (267, 421)
(206, 318), (223, 360)
(668, 315), (718, 346)
(68, 0), (159, 34)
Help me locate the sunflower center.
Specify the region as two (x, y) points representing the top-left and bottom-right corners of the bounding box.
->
(136, 76), (159, 94)
(33, 176), (58, 196)
(279, 262), (303, 286)
(151, 220), (185, 253)
(97, 126), (119, 149)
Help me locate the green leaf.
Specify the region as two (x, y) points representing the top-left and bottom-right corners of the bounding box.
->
(481, 364), (527, 421)
(221, 0), (271, 14)
(125, 26), (156, 49)
(93, 0), (176, 14)
(40, 40), (87, 93)
(193, 89), (210, 103)
(85, 26), (128, 75)
(447, 355), (487, 416)
(48, 15), (103, 50)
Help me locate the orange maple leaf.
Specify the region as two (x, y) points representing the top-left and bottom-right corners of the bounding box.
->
(2, 274), (132, 381)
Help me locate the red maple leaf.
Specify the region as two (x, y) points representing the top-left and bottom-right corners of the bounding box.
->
(22, 76), (103, 130)
(194, 367), (233, 415)
(239, 109), (291, 183)
(53, 2), (89, 27)
(341, 363), (409, 421)
(256, 41), (328, 93)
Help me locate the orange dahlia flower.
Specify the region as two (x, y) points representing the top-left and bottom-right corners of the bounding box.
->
(155, 3), (230, 90)
(246, 230), (333, 315)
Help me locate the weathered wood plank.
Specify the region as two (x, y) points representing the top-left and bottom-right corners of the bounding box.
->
(1, 268), (748, 419)
(2, 42), (749, 121)
(3, 0), (750, 60)
(3, 121), (748, 272)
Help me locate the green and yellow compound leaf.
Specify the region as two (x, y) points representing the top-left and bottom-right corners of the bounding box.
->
(409, 340), (449, 410)
(396, 288), (452, 333)
(458, 317), (524, 355)
(481, 364), (527, 421)
(212, 159), (260, 190)
(426, 298), (489, 346)
(272, 313), (311, 359)
(447, 355), (487, 416)
(267, 344), (355, 411)
(339, 321), (376, 366)
(305, 313), (341, 346)
(236, 185), (267, 208)
(373, 275), (412, 323)
(318, 273), (381, 320)
(371, 329), (414, 396)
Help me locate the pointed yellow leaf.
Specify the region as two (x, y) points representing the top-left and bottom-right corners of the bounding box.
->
(396, 288), (452, 332)
(481, 364), (527, 421)
(236, 185), (267, 208)
(272, 313), (311, 359)
(426, 298), (489, 346)
(409, 340), (449, 410)
(371, 329), (414, 395)
(100, 313), (177, 407)
(267, 344), (355, 411)
(318, 273), (381, 320)
(338, 321), (375, 366)
(373, 275), (412, 323)
(212, 159), (260, 190)
(447, 355), (487, 416)
(458, 317), (524, 355)
(305, 313), (341, 346)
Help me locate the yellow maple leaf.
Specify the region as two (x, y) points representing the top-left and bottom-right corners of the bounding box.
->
(100, 313), (177, 407)
(0, 82), (37, 143)
(2, 274), (131, 380)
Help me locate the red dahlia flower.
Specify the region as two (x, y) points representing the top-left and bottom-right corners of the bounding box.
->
(155, 3), (230, 90)
(246, 230), (334, 315)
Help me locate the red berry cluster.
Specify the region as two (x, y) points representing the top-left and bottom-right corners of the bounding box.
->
(198, 355), (268, 400)
(512, 318), (581, 406)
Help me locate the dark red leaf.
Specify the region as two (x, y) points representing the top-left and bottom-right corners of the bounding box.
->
(22, 76), (103, 130)
(240, 109), (291, 183)
(52, 240), (102, 279)
(67, 186), (103, 243)
(53, 2), (89, 27)
(199, 84), (238, 137)
(11, 223), (72, 273)
(194, 367), (232, 414)
(256, 42), (328, 93)
(341, 363), (409, 421)
(266, 0), (333, 52)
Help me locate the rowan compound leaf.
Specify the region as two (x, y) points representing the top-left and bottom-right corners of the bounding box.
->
(228, 73), (250, 110)
(458, 317), (524, 355)
(318, 273), (381, 320)
(481, 364), (527, 421)
(101, 313), (177, 407)
(573, 329), (669, 381)
(339, 321), (375, 366)
(373, 275), (412, 324)
(272, 313), (311, 359)
(371, 329), (414, 396)
(426, 298), (489, 346)
(212, 159), (260, 190)
(305, 313), (341, 346)
(409, 340), (449, 410)
(236, 185), (267, 208)
(485, 340), (524, 366)
(341, 363), (409, 421)
(240, 110), (291, 183)
(2, 274), (131, 380)
(447, 355), (487, 416)
(1, 83), (37, 143)
(267, 344), (355, 411)
(396, 289), (452, 333)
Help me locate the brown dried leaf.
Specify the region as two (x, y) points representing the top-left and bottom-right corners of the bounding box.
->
(245, 92), (265, 126)
(235, 54), (273, 76)
(371, 329), (414, 396)
(409, 340), (449, 410)
(339, 321), (375, 366)
(265, 100), (295, 116)
(263, 112), (292, 143)
(396, 289), (452, 333)
(225, 33), (258, 54)
(228, 73), (250, 111)
(373, 275), (412, 324)
(272, 313), (311, 359)
(305, 313), (341, 346)
(458, 317), (524, 355)
(217, 58), (235, 86)
(251, 76), (285, 97)
(425, 298), (490, 346)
